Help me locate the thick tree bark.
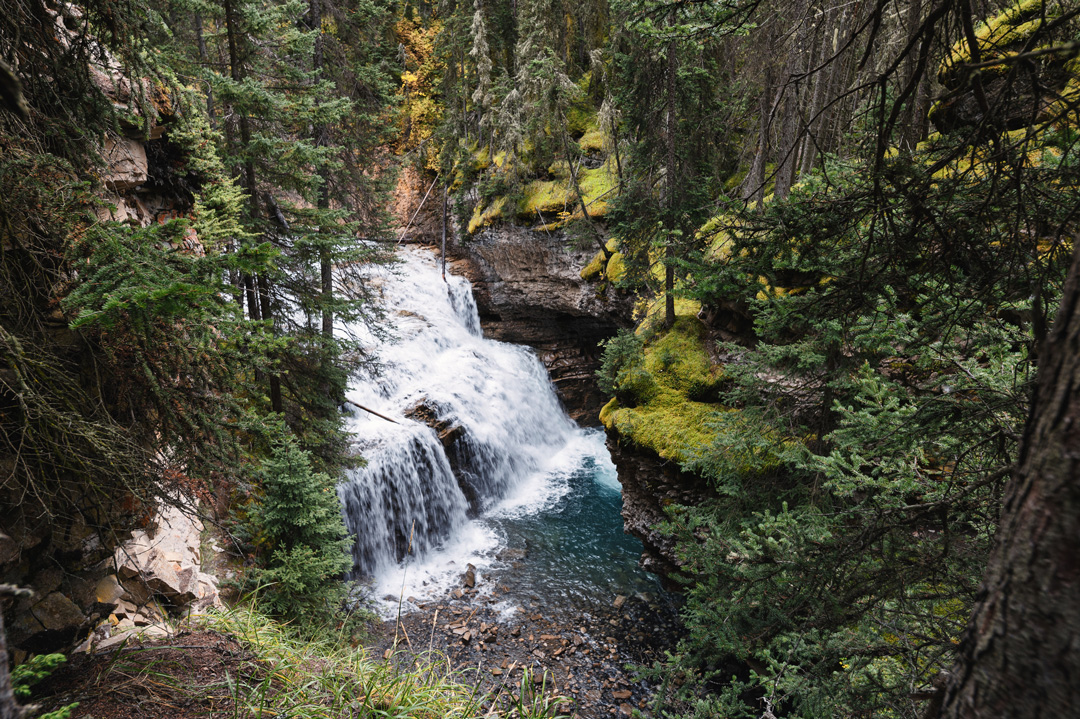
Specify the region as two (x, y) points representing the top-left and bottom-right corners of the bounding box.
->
(773, 0), (810, 200)
(936, 243), (1080, 717)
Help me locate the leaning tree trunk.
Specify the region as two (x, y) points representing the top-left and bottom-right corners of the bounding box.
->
(936, 242), (1080, 717)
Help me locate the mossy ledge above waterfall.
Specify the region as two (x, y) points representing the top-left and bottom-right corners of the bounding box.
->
(593, 299), (730, 579)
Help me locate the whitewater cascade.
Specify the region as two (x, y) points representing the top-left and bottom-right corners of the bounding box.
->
(337, 247), (582, 593)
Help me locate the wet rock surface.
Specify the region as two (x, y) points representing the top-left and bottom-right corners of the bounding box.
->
(371, 570), (684, 719)
(605, 437), (714, 583)
(441, 225), (633, 425)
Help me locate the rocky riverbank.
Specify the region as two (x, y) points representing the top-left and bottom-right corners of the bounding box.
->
(369, 569), (683, 719)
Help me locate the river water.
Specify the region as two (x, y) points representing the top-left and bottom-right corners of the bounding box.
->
(337, 247), (662, 615)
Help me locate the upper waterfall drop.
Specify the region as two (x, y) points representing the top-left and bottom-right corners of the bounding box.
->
(338, 247), (580, 592)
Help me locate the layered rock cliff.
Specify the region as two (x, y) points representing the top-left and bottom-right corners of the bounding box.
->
(449, 225), (633, 423)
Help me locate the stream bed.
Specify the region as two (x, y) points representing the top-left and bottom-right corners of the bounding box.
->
(339, 247), (681, 715)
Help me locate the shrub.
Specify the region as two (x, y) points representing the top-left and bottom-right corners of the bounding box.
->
(597, 328), (646, 400)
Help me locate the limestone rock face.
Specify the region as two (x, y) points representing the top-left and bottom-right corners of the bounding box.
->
(114, 502), (221, 611)
(102, 136), (148, 191)
(605, 435), (713, 584)
(449, 224), (634, 423)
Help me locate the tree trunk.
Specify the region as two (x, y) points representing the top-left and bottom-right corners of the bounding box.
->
(898, 0), (925, 152)
(799, 5), (836, 181)
(743, 78), (776, 206)
(664, 37), (677, 328)
(310, 0), (333, 340)
(223, 0), (261, 323)
(773, 0), (810, 200)
(0, 589), (20, 719)
(936, 243), (1080, 717)
(258, 272), (283, 414)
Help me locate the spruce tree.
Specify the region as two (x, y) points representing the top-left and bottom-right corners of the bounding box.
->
(168, 0), (395, 468)
(242, 432), (353, 617)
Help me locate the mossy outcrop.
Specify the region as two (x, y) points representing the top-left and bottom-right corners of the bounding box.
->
(468, 158), (619, 234)
(600, 310), (725, 463)
(930, 0), (1079, 133)
(597, 304), (729, 578)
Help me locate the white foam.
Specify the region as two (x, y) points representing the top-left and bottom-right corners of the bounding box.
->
(369, 519), (501, 616)
(339, 246), (585, 610)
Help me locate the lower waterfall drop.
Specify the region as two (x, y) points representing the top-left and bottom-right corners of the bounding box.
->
(338, 247), (655, 612)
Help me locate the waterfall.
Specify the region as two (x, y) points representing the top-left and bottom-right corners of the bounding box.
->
(338, 247), (579, 588)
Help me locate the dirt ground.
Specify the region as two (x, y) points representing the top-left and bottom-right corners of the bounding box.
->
(33, 628), (254, 719)
(30, 582), (682, 719)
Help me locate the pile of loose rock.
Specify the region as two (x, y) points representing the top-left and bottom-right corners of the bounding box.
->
(81, 503), (222, 652)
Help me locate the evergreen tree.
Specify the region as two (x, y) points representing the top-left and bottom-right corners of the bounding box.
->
(167, 0), (396, 468)
(240, 430), (354, 617)
(606, 0), (731, 323)
(469, 0), (495, 154)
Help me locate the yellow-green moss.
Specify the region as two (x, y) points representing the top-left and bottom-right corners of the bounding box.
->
(471, 142), (492, 171)
(599, 397), (619, 427)
(606, 252), (627, 282)
(605, 393), (727, 464)
(602, 307), (729, 462)
(942, 0), (1064, 74)
(581, 238), (619, 281)
(520, 179), (570, 217)
(565, 103), (594, 136)
(637, 295), (703, 336)
(467, 195), (508, 234)
(697, 213), (740, 262)
(581, 250), (606, 280)
(579, 126), (607, 154)
(643, 315), (720, 395)
(515, 158), (619, 224)
(548, 159), (572, 180)
(576, 159), (618, 216)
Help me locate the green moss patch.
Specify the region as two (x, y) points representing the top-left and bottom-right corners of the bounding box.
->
(579, 126), (607, 153)
(580, 239), (625, 282)
(643, 315), (720, 395)
(519, 179), (570, 217)
(602, 309), (728, 463)
(467, 195), (508, 234)
(576, 159), (618, 216)
(606, 252), (627, 282)
(603, 393), (727, 464)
